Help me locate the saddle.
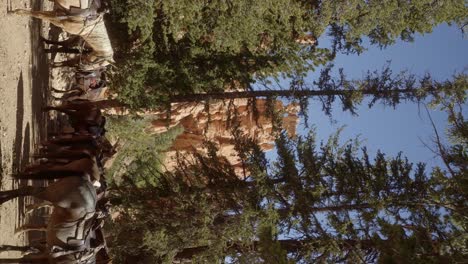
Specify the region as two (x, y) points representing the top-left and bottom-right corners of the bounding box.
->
(67, 0), (103, 20)
(66, 211), (96, 249)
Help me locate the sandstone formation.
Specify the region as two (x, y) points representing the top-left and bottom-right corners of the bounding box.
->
(151, 99), (300, 175)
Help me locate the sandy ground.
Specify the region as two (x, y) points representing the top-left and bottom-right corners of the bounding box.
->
(0, 0), (52, 258)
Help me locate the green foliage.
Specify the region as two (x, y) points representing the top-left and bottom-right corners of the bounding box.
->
(105, 0), (466, 109)
(103, 1), (468, 262)
(321, 0), (468, 53)
(107, 0), (324, 109)
(106, 115), (183, 185)
(113, 0), (155, 41)
(106, 113), (467, 262)
(103, 75), (467, 263)
(301, 65), (467, 118)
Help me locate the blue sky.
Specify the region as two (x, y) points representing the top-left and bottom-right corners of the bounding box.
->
(301, 23), (467, 168)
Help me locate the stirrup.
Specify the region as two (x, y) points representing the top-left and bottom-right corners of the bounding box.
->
(67, 238), (85, 248)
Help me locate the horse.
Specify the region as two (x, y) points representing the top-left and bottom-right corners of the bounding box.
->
(0, 245), (101, 263)
(0, 171), (97, 263)
(4, 185), (112, 263)
(11, 0), (114, 71)
(18, 155), (102, 184)
(43, 100), (105, 136)
(16, 190), (110, 236)
(0, 235), (103, 263)
(53, 86), (109, 102)
(51, 70), (108, 102)
(40, 134), (115, 160)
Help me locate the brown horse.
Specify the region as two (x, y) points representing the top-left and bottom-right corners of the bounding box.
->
(51, 68), (107, 102)
(43, 100), (105, 136)
(19, 155), (102, 184)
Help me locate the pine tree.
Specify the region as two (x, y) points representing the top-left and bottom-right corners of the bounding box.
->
(107, 118), (467, 263)
(106, 0), (467, 109)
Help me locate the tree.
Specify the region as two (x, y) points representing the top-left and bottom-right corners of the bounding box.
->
(88, 67), (467, 125)
(107, 117), (467, 263)
(169, 67), (467, 117)
(106, 0), (467, 109)
(105, 116), (183, 185)
(320, 0), (468, 53)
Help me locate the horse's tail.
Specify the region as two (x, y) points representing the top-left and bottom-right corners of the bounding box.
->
(13, 170), (87, 180)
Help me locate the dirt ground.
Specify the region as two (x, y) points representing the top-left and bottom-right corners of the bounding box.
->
(0, 0), (52, 258)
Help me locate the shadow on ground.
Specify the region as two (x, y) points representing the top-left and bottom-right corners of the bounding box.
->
(10, 0), (58, 243)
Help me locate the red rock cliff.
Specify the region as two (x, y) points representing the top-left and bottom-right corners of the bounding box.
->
(151, 99), (299, 174)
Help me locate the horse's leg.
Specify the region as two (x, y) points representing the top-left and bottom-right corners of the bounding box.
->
(43, 105), (77, 115)
(0, 245), (40, 253)
(52, 87), (83, 95)
(17, 167), (78, 180)
(22, 162), (55, 173)
(0, 186), (45, 205)
(12, 10), (65, 28)
(42, 158), (93, 173)
(15, 224), (47, 235)
(0, 259), (44, 263)
(51, 95), (64, 101)
(45, 47), (82, 54)
(51, 88), (67, 93)
(0, 244), (45, 263)
(40, 35), (81, 47)
(17, 159), (94, 181)
(37, 142), (70, 152)
(58, 90), (85, 101)
(0, 253), (47, 263)
(48, 135), (94, 145)
(25, 201), (52, 214)
(35, 149), (92, 161)
(52, 57), (81, 68)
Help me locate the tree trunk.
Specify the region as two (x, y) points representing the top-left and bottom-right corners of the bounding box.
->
(168, 88), (418, 103)
(82, 87), (422, 109)
(81, 99), (127, 109)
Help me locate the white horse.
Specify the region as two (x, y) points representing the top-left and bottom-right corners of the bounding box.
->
(11, 0), (114, 70)
(0, 172), (98, 263)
